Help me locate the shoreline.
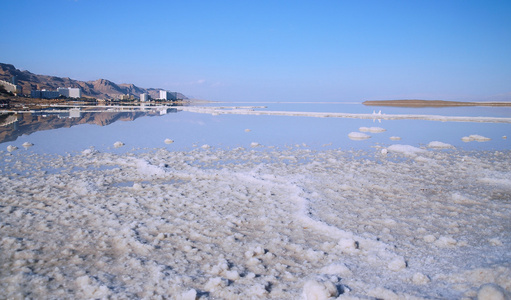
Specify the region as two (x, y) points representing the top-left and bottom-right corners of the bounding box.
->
(362, 99), (511, 107)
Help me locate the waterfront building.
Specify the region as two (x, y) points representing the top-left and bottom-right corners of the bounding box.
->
(57, 87), (81, 98)
(0, 79), (23, 95)
(31, 89), (60, 99)
(140, 93), (149, 102)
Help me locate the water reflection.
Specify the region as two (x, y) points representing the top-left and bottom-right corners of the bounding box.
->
(0, 105), (179, 144)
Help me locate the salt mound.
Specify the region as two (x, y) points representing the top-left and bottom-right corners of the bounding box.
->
(387, 144), (426, 156)
(251, 142), (260, 147)
(164, 138), (174, 144)
(114, 141), (125, 148)
(360, 126), (386, 133)
(7, 145), (18, 152)
(22, 142), (34, 148)
(348, 132), (370, 140)
(390, 136), (401, 141)
(245, 129), (252, 132)
(302, 277), (339, 299)
(427, 141), (454, 149)
(477, 283), (509, 300)
(462, 135), (491, 142)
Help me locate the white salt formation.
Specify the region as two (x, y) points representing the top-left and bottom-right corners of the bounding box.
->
(348, 132), (370, 140)
(1, 146), (510, 299)
(359, 126), (386, 133)
(427, 141), (454, 148)
(164, 138), (174, 144)
(6, 145), (17, 152)
(22, 142), (34, 148)
(113, 141), (124, 148)
(462, 134), (492, 142)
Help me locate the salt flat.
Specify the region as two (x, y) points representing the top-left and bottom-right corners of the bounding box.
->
(1, 145), (510, 299)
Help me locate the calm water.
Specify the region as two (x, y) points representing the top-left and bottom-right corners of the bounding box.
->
(0, 102), (510, 155)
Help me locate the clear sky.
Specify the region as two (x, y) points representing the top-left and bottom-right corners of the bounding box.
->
(1, 0), (510, 102)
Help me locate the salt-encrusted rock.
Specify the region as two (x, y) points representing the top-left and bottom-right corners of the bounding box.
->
(359, 126), (386, 133)
(388, 256), (407, 271)
(348, 132), (370, 140)
(477, 283), (508, 300)
(427, 141), (454, 148)
(6, 145), (17, 152)
(434, 236), (457, 248)
(164, 138), (174, 144)
(302, 277), (339, 300)
(412, 272), (431, 285)
(381, 148), (388, 155)
(201, 144), (210, 149)
(22, 142), (34, 148)
(250, 142), (260, 147)
(114, 141), (124, 148)
(319, 263), (352, 276)
(178, 289), (197, 300)
(489, 238), (503, 246)
(387, 144), (427, 156)
(462, 134), (491, 142)
(338, 238), (358, 254)
(204, 277), (228, 292)
(423, 235), (436, 243)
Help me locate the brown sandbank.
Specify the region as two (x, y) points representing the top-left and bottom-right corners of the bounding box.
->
(363, 99), (511, 107)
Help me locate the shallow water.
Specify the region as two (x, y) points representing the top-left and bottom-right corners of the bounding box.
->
(0, 102), (509, 154)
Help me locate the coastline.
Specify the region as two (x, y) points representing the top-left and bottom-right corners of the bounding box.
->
(363, 99), (511, 107)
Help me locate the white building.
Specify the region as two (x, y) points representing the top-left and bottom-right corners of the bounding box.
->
(57, 87), (81, 98)
(0, 79), (22, 95)
(140, 93), (149, 102)
(159, 90), (177, 100)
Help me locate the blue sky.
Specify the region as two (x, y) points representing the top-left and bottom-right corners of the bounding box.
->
(1, 0), (510, 102)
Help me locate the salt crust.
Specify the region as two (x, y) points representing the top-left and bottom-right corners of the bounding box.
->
(348, 132), (370, 140)
(1, 146), (510, 299)
(359, 127), (386, 133)
(427, 141), (454, 149)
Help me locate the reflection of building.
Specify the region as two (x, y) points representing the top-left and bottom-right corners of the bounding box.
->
(57, 87), (81, 98)
(140, 93), (149, 102)
(0, 79), (23, 95)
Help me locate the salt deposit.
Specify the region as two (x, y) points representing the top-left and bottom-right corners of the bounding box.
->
(359, 126), (386, 133)
(22, 142), (34, 148)
(164, 138), (174, 144)
(113, 141), (124, 148)
(427, 141), (454, 149)
(6, 145), (17, 152)
(348, 132), (371, 140)
(390, 136), (402, 140)
(1, 145), (510, 299)
(462, 134), (492, 142)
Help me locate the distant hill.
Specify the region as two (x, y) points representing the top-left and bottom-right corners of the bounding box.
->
(0, 63), (186, 100)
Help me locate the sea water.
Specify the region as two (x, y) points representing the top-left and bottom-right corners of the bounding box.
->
(0, 102), (509, 154)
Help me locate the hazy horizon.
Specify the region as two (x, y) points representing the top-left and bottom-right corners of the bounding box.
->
(1, 0), (510, 102)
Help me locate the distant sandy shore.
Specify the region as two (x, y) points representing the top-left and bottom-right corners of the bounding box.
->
(363, 99), (511, 107)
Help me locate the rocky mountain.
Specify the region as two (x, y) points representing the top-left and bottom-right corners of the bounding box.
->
(0, 63), (186, 100)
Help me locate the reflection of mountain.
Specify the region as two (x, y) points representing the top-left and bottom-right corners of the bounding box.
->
(0, 110), (172, 144)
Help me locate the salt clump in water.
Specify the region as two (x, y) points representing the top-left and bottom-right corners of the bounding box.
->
(348, 132), (370, 140)
(164, 138), (174, 144)
(427, 141), (454, 148)
(22, 142), (34, 148)
(359, 126), (386, 133)
(387, 144), (426, 156)
(462, 135), (491, 142)
(114, 141), (125, 148)
(390, 136), (401, 140)
(6, 145), (17, 152)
